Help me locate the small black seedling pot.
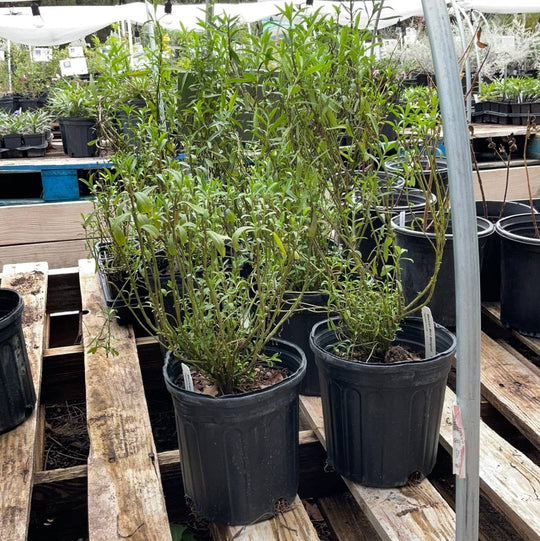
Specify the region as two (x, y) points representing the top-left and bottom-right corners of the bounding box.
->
(0, 288), (36, 434)
(3, 134), (24, 158)
(22, 133), (47, 158)
(497, 213), (540, 337)
(392, 212), (494, 328)
(310, 317), (456, 488)
(164, 338), (306, 525)
(58, 117), (97, 157)
(475, 201), (531, 301)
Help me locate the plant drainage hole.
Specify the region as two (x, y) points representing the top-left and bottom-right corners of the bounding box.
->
(408, 471), (424, 485)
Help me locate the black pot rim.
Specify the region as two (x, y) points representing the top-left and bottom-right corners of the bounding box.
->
(163, 337), (307, 401)
(58, 116), (96, 123)
(391, 212), (494, 239)
(387, 156), (448, 172)
(310, 315), (456, 370)
(0, 288), (23, 330)
(495, 213), (540, 246)
(374, 187), (437, 212)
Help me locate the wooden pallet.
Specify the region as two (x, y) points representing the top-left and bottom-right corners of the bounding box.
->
(0, 201), (92, 269)
(0, 143), (112, 203)
(0, 262), (538, 540)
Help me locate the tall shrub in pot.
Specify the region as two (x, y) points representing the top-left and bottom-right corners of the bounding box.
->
(310, 171), (456, 487)
(88, 150), (311, 523)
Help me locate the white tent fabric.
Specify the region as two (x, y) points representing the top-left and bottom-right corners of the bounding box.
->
(456, 0), (540, 13)
(0, 5), (128, 46)
(0, 1), (437, 47)
(307, 0), (426, 29)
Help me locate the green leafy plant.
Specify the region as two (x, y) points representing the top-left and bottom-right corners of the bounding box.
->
(17, 109), (51, 134)
(47, 79), (97, 118)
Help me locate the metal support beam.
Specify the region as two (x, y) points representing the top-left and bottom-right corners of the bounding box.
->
(421, 2), (481, 540)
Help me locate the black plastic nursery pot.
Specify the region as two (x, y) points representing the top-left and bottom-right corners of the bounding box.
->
(392, 212), (494, 328)
(475, 201), (531, 302)
(58, 117), (97, 157)
(0, 289), (36, 434)
(355, 188), (434, 261)
(497, 214), (540, 337)
(0, 94), (20, 113)
(22, 133), (47, 158)
(116, 99), (148, 145)
(164, 339), (306, 525)
(387, 156), (448, 186)
(3, 133), (24, 158)
(277, 292), (328, 396)
(310, 317), (456, 488)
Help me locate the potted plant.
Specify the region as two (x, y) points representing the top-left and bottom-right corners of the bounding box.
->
(0, 288), (36, 434)
(47, 80), (97, 157)
(93, 35), (154, 149)
(87, 147), (308, 524)
(496, 128), (540, 335)
(309, 197), (456, 487)
(19, 110), (51, 157)
(0, 112), (24, 158)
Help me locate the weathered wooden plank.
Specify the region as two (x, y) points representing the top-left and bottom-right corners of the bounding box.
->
(0, 262), (48, 541)
(300, 396), (455, 541)
(0, 201), (92, 245)
(483, 302), (540, 356)
(79, 258), (171, 541)
(469, 123), (531, 139)
(439, 387), (540, 540)
(496, 339), (540, 378)
(480, 333), (540, 449)
(473, 165), (540, 201)
(210, 496), (320, 541)
(0, 239), (89, 270)
(318, 492), (381, 541)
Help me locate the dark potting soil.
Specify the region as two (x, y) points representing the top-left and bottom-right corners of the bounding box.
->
(44, 401), (89, 470)
(176, 364), (290, 396)
(334, 343), (422, 364)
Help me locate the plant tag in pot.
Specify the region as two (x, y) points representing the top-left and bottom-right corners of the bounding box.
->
(452, 403), (466, 478)
(421, 306), (436, 358)
(181, 363), (194, 392)
(399, 210), (405, 227)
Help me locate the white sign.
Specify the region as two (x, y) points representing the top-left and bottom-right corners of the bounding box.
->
(0, 51), (5, 61)
(59, 57), (88, 77)
(382, 39), (398, 51)
(32, 47), (52, 62)
(68, 46), (85, 58)
(404, 27), (417, 45)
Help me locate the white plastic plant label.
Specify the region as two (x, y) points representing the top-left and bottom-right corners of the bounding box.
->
(32, 47), (52, 62)
(59, 57), (88, 76)
(181, 363), (194, 392)
(452, 403), (466, 478)
(399, 210), (405, 227)
(421, 306), (436, 358)
(68, 46), (85, 58)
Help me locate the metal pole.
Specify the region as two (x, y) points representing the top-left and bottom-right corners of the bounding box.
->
(420, 2), (481, 541)
(7, 40), (12, 94)
(450, 0), (472, 122)
(145, 0), (156, 51)
(126, 19), (134, 67)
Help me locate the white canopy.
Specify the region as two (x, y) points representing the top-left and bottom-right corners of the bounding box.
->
(0, 1), (450, 47)
(456, 0), (540, 13)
